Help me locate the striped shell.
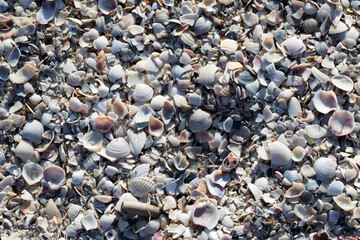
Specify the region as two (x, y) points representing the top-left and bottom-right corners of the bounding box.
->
(106, 137), (131, 159)
(128, 177), (155, 197)
(130, 164), (150, 180)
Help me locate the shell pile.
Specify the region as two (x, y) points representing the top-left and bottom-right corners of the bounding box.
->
(2, 0), (360, 239)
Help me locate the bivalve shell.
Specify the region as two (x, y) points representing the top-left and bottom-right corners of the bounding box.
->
(284, 182), (305, 198)
(15, 140), (34, 162)
(281, 37), (306, 56)
(333, 193), (356, 211)
(220, 39), (238, 54)
(269, 141), (292, 170)
(191, 199), (220, 230)
(328, 110), (355, 136)
(10, 61), (37, 84)
(132, 83), (153, 102)
(106, 137), (131, 160)
(98, 0), (117, 15)
(313, 157), (337, 182)
(331, 75), (354, 92)
(128, 177), (156, 197)
(42, 165), (66, 191)
(197, 64), (220, 86)
(313, 90), (338, 114)
(83, 131), (103, 152)
(22, 162), (43, 185)
(22, 119), (44, 143)
(188, 109), (212, 133)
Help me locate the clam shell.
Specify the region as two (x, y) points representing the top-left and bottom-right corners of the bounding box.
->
(133, 104), (152, 124)
(328, 110), (355, 136)
(15, 140), (34, 162)
(127, 129), (146, 156)
(220, 39), (238, 54)
(284, 182), (305, 198)
(160, 100), (176, 124)
(7, 47), (20, 67)
(313, 90), (338, 114)
(132, 83), (153, 102)
(197, 64), (220, 86)
(83, 131), (103, 152)
(36, 0), (56, 25)
(108, 65), (124, 82)
(22, 162), (43, 185)
(98, 0), (117, 15)
(81, 212), (98, 231)
(331, 75), (354, 92)
(305, 125), (327, 139)
(242, 12), (259, 27)
(281, 37), (306, 56)
(128, 177), (155, 197)
(93, 36), (109, 50)
(205, 175), (225, 198)
(291, 146), (305, 162)
(269, 141), (292, 170)
(0, 63), (10, 81)
(92, 116), (114, 134)
(313, 157), (337, 182)
(294, 204), (309, 220)
(148, 116), (164, 138)
(10, 61), (37, 84)
(333, 193), (356, 211)
(188, 109), (212, 133)
(194, 17), (212, 36)
(106, 137), (131, 160)
(302, 18), (318, 33)
(150, 95), (166, 110)
(174, 154), (189, 171)
(42, 165), (66, 191)
(112, 99), (128, 118)
(191, 200), (220, 230)
(327, 181), (345, 196)
(22, 119), (44, 143)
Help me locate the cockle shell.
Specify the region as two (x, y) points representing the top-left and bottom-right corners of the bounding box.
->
(132, 83), (153, 102)
(197, 64), (220, 87)
(15, 140), (34, 162)
(148, 116), (164, 138)
(188, 109), (212, 133)
(331, 75), (354, 92)
(313, 90), (338, 114)
(281, 37), (306, 56)
(220, 39), (238, 54)
(328, 110), (355, 136)
(108, 65), (124, 82)
(128, 177), (155, 197)
(150, 95), (167, 110)
(106, 137), (131, 159)
(191, 199), (220, 230)
(269, 141), (292, 170)
(98, 0), (117, 15)
(205, 175), (225, 198)
(130, 164), (150, 180)
(22, 119), (44, 143)
(22, 162), (43, 185)
(42, 165), (66, 191)
(327, 181), (344, 196)
(10, 61), (37, 84)
(313, 157), (337, 182)
(83, 131), (103, 152)
(194, 17), (212, 36)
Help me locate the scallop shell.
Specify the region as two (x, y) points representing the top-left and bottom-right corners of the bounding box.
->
(191, 200), (220, 230)
(36, 0), (56, 25)
(284, 182), (305, 198)
(313, 157), (337, 182)
(281, 37), (306, 56)
(83, 131), (103, 152)
(220, 39), (238, 54)
(128, 177), (155, 197)
(328, 110), (355, 136)
(313, 90), (338, 114)
(22, 119), (44, 143)
(42, 165), (66, 191)
(198, 64), (220, 86)
(106, 137), (131, 159)
(333, 193), (356, 211)
(15, 140), (34, 162)
(98, 0), (117, 15)
(148, 116), (164, 138)
(269, 141), (292, 170)
(331, 75), (354, 92)
(108, 65), (124, 82)
(22, 162), (43, 185)
(132, 83), (153, 102)
(188, 109), (212, 133)
(10, 61), (37, 84)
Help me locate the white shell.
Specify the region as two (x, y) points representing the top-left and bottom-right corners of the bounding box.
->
(98, 0), (117, 15)
(281, 37), (306, 56)
(108, 65), (124, 82)
(291, 146), (305, 162)
(333, 193), (356, 211)
(327, 181), (345, 196)
(206, 175), (225, 198)
(188, 109), (212, 133)
(106, 137), (131, 159)
(150, 95), (167, 110)
(328, 110), (355, 136)
(130, 164), (150, 180)
(311, 67), (330, 83)
(220, 39), (238, 54)
(173, 153), (189, 171)
(128, 177), (155, 197)
(15, 140), (34, 162)
(242, 12), (259, 27)
(10, 61), (37, 84)
(269, 141), (292, 170)
(305, 125), (327, 139)
(313, 90), (338, 114)
(191, 200), (220, 230)
(284, 182), (305, 198)
(148, 116), (164, 137)
(248, 183), (263, 201)
(36, 0), (56, 24)
(194, 17), (212, 36)
(127, 129), (146, 155)
(331, 75), (354, 92)
(132, 83), (153, 102)
(163, 196), (177, 210)
(83, 131), (103, 152)
(198, 64), (219, 86)
(93, 36), (109, 50)
(313, 157), (337, 182)
(22, 162), (43, 185)
(22, 119), (44, 143)
(81, 212), (98, 231)
(294, 204), (309, 220)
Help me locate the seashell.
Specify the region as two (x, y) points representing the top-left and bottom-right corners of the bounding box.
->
(127, 129), (146, 156)
(313, 90), (337, 114)
(313, 157), (337, 182)
(188, 109), (212, 133)
(72, 170), (85, 186)
(254, 177), (270, 192)
(46, 199), (60, 219)
(69, 97), (88, 114)
(148, 116), (164, 138)
(130, 164), (150, 180)
(15, 140), (34, 162)
(300, 165), (316, 178)
(294, 204), (309, 220)
(329, 21), (348, 35)
(150, 95), (166, 110)
(163, 196), (177, 210)
(36, 0), (56, 25)
(132, 83), (153, 102)
(191, 199), (220, 230)
(173, 154), (189, 171)
(220, 39), (238, 54)
(302, 18), (318, 33)
(81, 212), (98, 231)
(291, 146), (305, 162)
(106, 137), (131, 160)
(180, 32), (197, 48)
(331, 75), (353, 92)
(22, 162), (43, 185)
(10, 61), (37, 84)
(328, 110), (355, 136)
(248, 183), (263, 201)
(0, 63), (10, 81)
(92, 116), (114, 134)
(98, 0), (117, 15)
(333, 193), (356, 211)
(269, 141), (292, 170)
(242, 12), (259, 27)
(205, 175), (225, 198)
(133, 105), (152, 124)
(327, 181), (345, 196)
(108, 65), (124, 82)
(100, 214), (116, 229)
(104, 229), (117, 240)
(305, 125), (327, 139)
(112, 99), (128, 119)
(284, 182), (305, 198)
(222, 152), (240, 172)
(83, 131), (103, 152)
(304, 2), (318, 15)
(121, 201), (160, 217)
(352, 207), (360, 219)
(281, 37), (306, 56)
(7, 47), (20, 67)
(288, 97), (301, 117)
(197, 64), (220, 87)
(42, 165), (66, 191)
(93, 36), (109, 50)
(128, 177), (155, 197)
(67, 204), (82, 221)
(22, 119), (44, 143)
(194, 17), (212, 36)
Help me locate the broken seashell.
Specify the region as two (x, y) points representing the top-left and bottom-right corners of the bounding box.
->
(333, 193), (356, 211)
(0, 63), (11, 81)
(331, 75), (354, 92)
(10, 61), (37, 84)
(327, 181), (345, 196)
(305, 125), (327, 139)
(197, 64), (220, 87)
(112, 99), (128, 119)
(22, 119), (44, 143)
(284, 182), (305, 198)
(281, 37), (306, 56)
(328, 110), (355, 136)
(148, 116), (164, 138)
(98, 0), (117, 15)
(220, 39), (238, 55)
(127, 129), (146, 156)
(92, 116), (114, 134)
(173, 153), (189, 171)
(108, 65), (124, 82)
(36, 0), (56, 25)
(22, 162), (43, 185)
(269, 141), (292, 170)
(81, 211), (98, 231)
(222, 152), (240, 172)
(191, 199), (220, 230)
(15, 140), (34, 162)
